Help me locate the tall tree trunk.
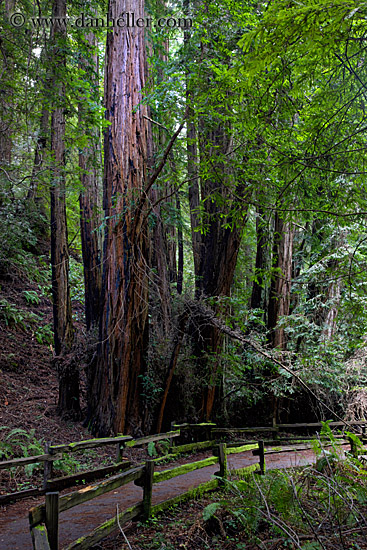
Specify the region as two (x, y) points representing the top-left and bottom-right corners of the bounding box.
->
(0, 0), (15, 166)
(195, 122), (245, 421)
(50, 0), (80, 417)
(79, 30), (102, 331)
(251, 208), (266, 310)
(28, 108), (49, 201)
(184, 0), (201, 275)
(267, 212), (294, 349)
(176, 191), (183, 295)
(88, 0), (152, 436)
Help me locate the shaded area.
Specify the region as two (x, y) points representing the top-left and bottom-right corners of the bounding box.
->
(0, 446), (323, 549)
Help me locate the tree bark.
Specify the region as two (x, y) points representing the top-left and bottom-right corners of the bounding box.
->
(49, 0), (80, 416)
(251, 208), (266, 311)
(78, 30), (102, 331)
(88, 0), (152, 436)
(267, 212), (294, 349)
(195, 124), (245, 421)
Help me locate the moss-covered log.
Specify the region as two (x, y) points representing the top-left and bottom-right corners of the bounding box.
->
(153, 456), (218, 484)
(49, 435), (132, 454)
(224, 444), (258, 455)
(125, 431), (180, 448)
(172, 440), (215, 454)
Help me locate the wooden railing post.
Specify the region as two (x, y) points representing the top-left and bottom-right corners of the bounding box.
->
(43, 442), (53, 491)
(218, 443), (227, 485)
(258, 440), (265, 475)
(45, 491), (59, 550)
(170, 421), (177, 450)
(116, 442), (124, 462)
(142, 460), (155, 520)
(349, 436), (358, 459)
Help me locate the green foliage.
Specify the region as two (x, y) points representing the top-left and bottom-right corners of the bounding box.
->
(23, 290), (40, 306)
(0, 298), (42, 330)
(148, 441), (158, 457)
(34, 323), (54, 345)
(0, 427), (44, 460)
(203, 502), (221, 521)
(69, 258), (85, 304)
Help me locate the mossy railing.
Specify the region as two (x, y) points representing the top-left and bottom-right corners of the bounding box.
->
(24, 422), (362, 550)
(0, 430), (180, 505)
(28, 440), (265, 550)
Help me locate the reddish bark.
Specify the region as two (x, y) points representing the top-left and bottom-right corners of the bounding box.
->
(195, 125), (246, 421)
(79, 30), (102, 331)
(88, 0), (152, 436)
(267, 212), (294, 349)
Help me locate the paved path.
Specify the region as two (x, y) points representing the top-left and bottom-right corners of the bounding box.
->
(0, 447), (320, 550)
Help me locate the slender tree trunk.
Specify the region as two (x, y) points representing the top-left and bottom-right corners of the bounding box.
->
(322, 277), (342, 340)
(0, 0), (15, 166)
(50, 0), (80, 416)
(78, 30), (102, 331)
(267, 212), (294, 349)
(28, 108), (49, 201)
(176, 191), (183, 295)
(88, 0), (152, 436)
(251, 208), (266, 310)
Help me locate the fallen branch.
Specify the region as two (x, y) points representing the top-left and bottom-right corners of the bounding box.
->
(187, 299), (349, 427)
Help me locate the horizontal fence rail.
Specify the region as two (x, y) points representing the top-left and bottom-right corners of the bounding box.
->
(28, 439), (270, 550)
(0, 421), (359, 550)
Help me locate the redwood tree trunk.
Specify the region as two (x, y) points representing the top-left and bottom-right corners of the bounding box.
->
(50, 0), (80, 416)
(251, 208), (266, 311)
(267, 212), (294, 349)
(195, 123), (245, 421)
(79, 30), (102, 331)
(88, 0), (152, 436)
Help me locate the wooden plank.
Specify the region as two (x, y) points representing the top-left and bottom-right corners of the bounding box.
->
(30, 524), (51, 550)
(0, 487), (43, 505)
(49, 435), (132, 454)
(153, 456), (218, 484)
(277, 421), (367, 428)
(59, 466), (144, 513)
(0, 453), (62, 470)
(252, 441), (349, 456)
(45, 493), (59, 550)
(29, 504), (46, 528)
(172, 440), (215, 454)
(63, 503), (143, 550)
(46, 460), (131, 491)
(125, 430), (180, 448)
(226, 444), (258, 455)
(212, 427), (279, 433)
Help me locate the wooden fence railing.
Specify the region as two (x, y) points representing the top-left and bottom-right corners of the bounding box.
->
(0, 430), (180, 505)
(1, 420), (365, 549)
(2, 419), (365, 505)
(28, 441), (262, 550)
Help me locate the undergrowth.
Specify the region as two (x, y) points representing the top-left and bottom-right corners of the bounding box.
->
(120, 428), (367, 550)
